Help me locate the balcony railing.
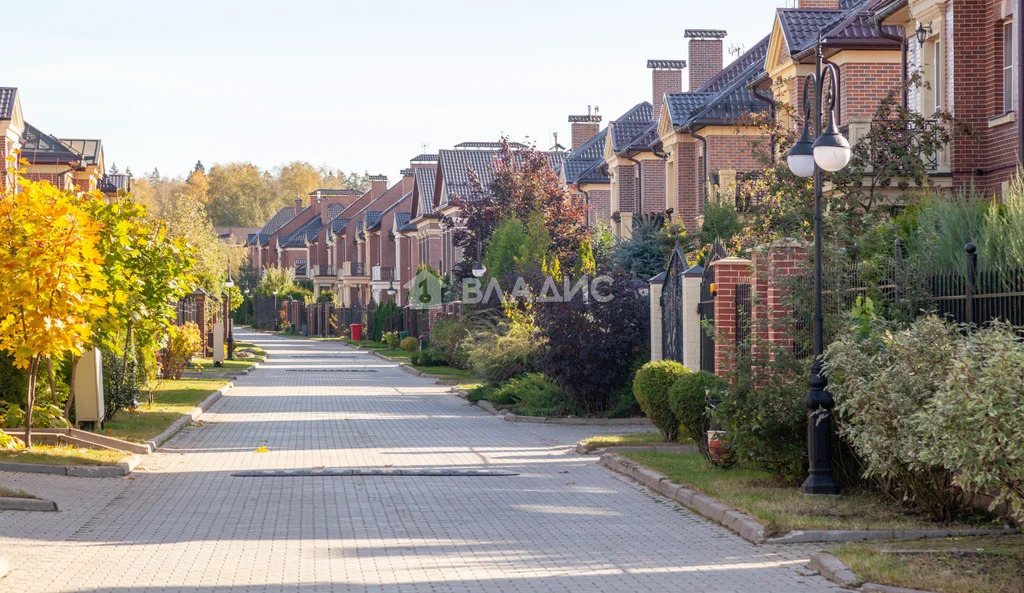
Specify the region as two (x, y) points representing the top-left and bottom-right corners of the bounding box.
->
(372, 266), (396, 282)
(310, 264), (335, 277)
(341, 261), (367, 277)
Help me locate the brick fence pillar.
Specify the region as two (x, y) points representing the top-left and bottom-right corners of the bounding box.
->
(192, 290), (208, 357)
(710, 257), (752, 377)
(766, 240), (809, 354)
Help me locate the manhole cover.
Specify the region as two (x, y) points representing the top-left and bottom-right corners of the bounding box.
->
(232, 468), (518, 477)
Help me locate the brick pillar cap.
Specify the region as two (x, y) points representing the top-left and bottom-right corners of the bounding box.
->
(710, 256), (752, 267)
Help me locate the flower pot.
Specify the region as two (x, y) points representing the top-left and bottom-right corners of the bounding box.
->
(707, 430), (732, 465)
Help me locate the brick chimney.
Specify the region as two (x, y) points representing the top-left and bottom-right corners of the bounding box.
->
(294, 195), (302, 216)
(799, 0), (840, 7)
(400, 168), (416, 194)
(568, 107), (602, 150)
(369, 174), (388, 199)
(685, 30), (727, 91)
(647, 60), (686, 119)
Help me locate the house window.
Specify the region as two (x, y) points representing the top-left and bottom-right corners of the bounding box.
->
(933, 41), (942, 112)
(1004, 20), (1014, 114)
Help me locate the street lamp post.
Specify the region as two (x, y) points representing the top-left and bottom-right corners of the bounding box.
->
(273, 289), (279, 330)
(243, 288), (250, 326)
(225, 277), (235, 360)
(471, 241), (487, 279)
(786, 31), (851, 496)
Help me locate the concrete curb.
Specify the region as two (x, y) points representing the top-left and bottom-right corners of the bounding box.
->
(143, 381), (235, 452)
(575, 440), (698, 455)
(0, 495), (58, 512)
(600, 452), (767, 543)
(766, 526), (1019, 544)
(0, 556), (7, 581)
(506, 414), (652, 426)
(861, 583), (944, 593)
(0, 453), (141, 478)
(808, 552), (862, 588)
(475, 400), (503, 416)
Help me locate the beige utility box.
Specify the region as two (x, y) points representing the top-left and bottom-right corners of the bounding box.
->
(74, 348), (105, 426)
(213, 322), (225, 363)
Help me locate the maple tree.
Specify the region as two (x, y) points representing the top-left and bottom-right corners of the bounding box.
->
(0, 158), (108, 446)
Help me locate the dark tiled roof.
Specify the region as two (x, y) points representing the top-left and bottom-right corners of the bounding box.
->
(251, 207), (297, 245)
(395, 211), (411, 230)
(310, 188), (361, 196)
(454, 141), (529, 150)
(684, 29), (727, 39)
(281, 217), (323, 248)
(698, 35), (770, 93)
(619, 101), (653, 122)
(438, 146), (566, 204)
(364, 210), (383, 230)
(568, 114), (602, 123)
(777, 0), (894, 56)
(413, 166), (437, 216)
(563, 128), (609, 185)
(61, 139), (103, 166)
(331, 218), (349, 233)
(647, 59), (686, 69)
(21, 123), (82, 165)
(665, 93), (717, 124)
(666, 41), (771, 129)
(356, 221), (364, 236)
(610, 120), (657, 152)
(410, 154), (438, 162)
(326, 203), (346, 218)
(0, 88), (16, 120)
(778, 8), (846, 53)
(100, 173), (131, 193)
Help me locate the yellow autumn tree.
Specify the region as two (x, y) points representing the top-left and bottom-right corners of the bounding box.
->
(0, 157), (108, 446)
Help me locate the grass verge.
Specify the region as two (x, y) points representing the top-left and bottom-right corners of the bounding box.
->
(95, 378), (228, 443)
(618, 450), (998, 535)
(344, 340), (474, 381)
(583, 432), (668, 449)
(0, 445), (129, 466)
(833, 536), (1024, 593)
(0, 486), (38, 498)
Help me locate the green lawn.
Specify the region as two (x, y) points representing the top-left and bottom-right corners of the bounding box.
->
(618, 450), (998, 535)
(0, 445), (130, 466)
(833, 536), (1024, 593)
(343, 340), (473, 381)
(95, 378), (228, 443)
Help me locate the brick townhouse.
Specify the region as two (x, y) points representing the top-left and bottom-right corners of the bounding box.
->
(402, 154), (442, 291)
(658, 31), (772, 235)
(1, 87), (126, 200)
(431, 142), (567, 278)
(560, 110), (610, 227)
(752, 1), (910, 185)
(875, 0), (1023, 196)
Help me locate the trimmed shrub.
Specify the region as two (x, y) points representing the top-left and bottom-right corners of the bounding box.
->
(382, 331), (400, 350)
(411, 346), (447, 367)
(669, 371), (726, 453)
(717, 376), (806, 483)
(502, 373), (578, 417)
(103, 350), (141, 419)
(633, 360), (690, 441)
(400, 336), (419, 352)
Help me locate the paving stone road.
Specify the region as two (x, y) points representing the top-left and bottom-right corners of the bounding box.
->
(0, 330), (842, 593)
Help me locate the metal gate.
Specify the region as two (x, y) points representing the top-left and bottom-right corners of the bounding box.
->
(661, 247), (686, 363)
(698, 241), (728, 373)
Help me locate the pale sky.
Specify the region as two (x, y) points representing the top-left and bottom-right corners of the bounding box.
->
(4, 0), (787, 183)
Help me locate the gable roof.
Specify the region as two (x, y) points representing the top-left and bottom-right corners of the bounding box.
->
(0, 88), (17, 120)
(563, 128), (609, 185)
(665, 35), (772, 131)
(776, 0), (899, 59)
(310, 188), (362, 197)
(281, 216), (324, 248)
(21, 123), (82, 165)
(607, 102), (656, 154)
(395, 211), (412, 232)
(412, 165), (437, 218)
(371, 192), (413, 231)
(249, 206), (297, 246)
(100, 173), (131, 194)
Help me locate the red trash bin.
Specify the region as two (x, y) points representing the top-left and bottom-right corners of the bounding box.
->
(350, 323), (363, 341)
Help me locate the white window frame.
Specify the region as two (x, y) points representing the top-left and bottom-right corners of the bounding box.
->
(1004, 20), (1014, 114)
(933, 40), (942, 113)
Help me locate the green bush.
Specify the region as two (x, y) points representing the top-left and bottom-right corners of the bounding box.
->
(825, 316), (968, 520)
(382, 331), (400, 350)
(103, 349), (141, 419)
(1, 403), (71, 429)
(400, 336), (419, 352)
(0, 353), (27, 409)
(469, 321), (544, 384)
(506, 373), (578, 417)
(411, 346), (448, 367)
(633, 360), (690, 440)
(430, 317), (471, 369)
(161, 322), (203, 380)
(669, 371), (726, 453)
(371, 300), (400, 342)
(919, 322), (1024, 525)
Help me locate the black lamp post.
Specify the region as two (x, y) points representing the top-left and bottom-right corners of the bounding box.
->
(225, 277), (235, 360)
(471, 241), (487, 279)
(786, 31), (852, 496)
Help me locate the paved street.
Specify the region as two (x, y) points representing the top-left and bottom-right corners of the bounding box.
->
(0, 330), (840, 593)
